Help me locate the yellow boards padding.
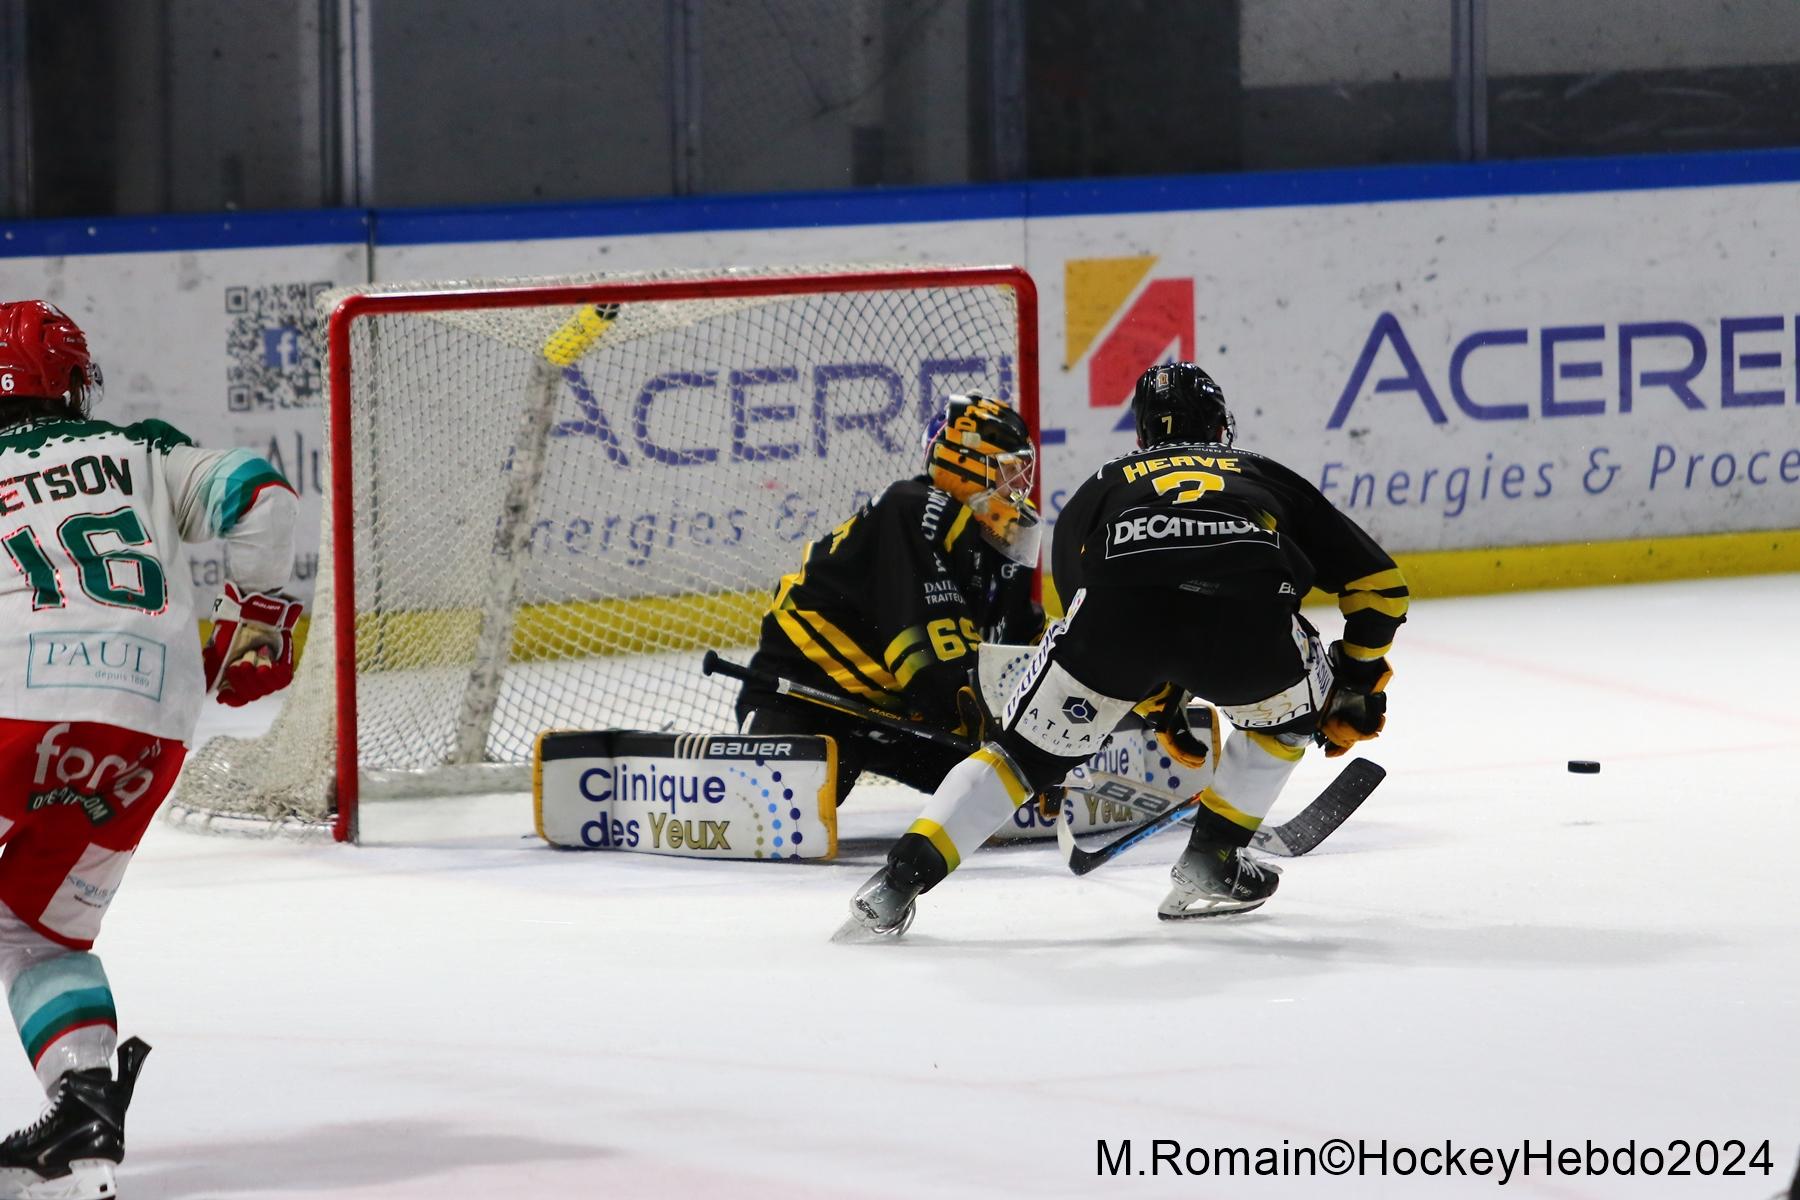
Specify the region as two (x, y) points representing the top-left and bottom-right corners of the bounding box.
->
(1039, 528), (1800, 618)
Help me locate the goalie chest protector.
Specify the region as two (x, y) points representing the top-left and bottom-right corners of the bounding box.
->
(534, 730), (838, 860)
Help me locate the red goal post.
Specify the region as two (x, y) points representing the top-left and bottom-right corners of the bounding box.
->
(171, 263), (1040, 842)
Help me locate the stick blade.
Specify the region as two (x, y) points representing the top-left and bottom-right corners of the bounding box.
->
(1057, 792), (1193, 876)
(1250, 758), (1386, 857)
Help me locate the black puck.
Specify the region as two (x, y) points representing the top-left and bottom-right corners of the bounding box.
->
(1567, 760), (1601, 774)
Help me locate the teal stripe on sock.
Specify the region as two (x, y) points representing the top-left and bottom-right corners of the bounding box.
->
(19, 989), (116, 1063)
(8, 952), (109, 1030)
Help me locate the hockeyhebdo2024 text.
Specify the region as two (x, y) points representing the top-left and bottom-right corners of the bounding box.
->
(1318, 312), (1800, 519)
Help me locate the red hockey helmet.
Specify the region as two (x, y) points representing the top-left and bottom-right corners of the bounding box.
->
(0, 301), (101, 411)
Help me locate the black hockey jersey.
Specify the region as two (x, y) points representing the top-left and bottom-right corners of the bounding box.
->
(753, 478), (1042, 726)
(1052, 442), (1408, 661)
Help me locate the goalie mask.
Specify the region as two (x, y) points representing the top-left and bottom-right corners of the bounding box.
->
(1132, 362), (1232, 449)
(0, 301), (102, 421)
(924, 393), (1040, 565)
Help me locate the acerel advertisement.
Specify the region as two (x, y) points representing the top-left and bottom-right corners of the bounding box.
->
(1033, 181), (1800, 551)
(3, 167), (1796, 611)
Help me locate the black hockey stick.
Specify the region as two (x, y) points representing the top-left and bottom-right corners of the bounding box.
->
(1055, 758), (1386, 876)
(700, 652), (976, 752)
(1248, 758), (1386, 856)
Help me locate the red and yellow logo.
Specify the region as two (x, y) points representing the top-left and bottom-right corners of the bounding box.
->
(1066, 257), (1194, 410)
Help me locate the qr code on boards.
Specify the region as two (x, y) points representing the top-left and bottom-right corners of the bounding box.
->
(224, 282), (332, 413)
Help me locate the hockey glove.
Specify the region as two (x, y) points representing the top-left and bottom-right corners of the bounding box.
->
(203, 582), (304, 706)
(952, 683), (990, 743)
(1131, 683), (1216, 769)
(1317, 641), (1391, 758)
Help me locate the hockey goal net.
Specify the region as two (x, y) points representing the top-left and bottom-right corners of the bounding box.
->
(169, 264), (1039, 840)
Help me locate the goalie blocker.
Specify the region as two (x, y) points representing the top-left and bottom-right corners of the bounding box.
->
(535, 731), (840, 859)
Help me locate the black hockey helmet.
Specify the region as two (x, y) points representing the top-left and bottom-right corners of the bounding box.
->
(1131, 362), (1232, 449)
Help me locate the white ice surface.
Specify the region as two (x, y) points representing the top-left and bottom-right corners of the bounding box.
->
(17, 576), (1799, 1198)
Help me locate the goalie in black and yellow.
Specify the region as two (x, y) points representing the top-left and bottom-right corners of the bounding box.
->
(736, 393), (1044, 805)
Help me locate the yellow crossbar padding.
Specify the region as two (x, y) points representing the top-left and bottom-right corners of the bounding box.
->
(1247, 730), (1306, 763)
(1338, 591), (1410, 618)
(1198, 786), (1262, 831)
(972, 746), (1028, 808)
(542, 304), (618, 367)
(908, 818), (962, 873)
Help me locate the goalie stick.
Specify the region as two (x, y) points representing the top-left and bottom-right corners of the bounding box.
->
(700, 652), (975, 751)
(1054, 758), (1387, 876)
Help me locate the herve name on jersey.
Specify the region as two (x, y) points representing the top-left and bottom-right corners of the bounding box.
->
(1119, 452), (1241, 482)
(0, 454), (132, 514)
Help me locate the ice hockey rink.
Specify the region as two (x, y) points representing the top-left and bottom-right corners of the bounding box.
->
(16, 573), (1796, 1199)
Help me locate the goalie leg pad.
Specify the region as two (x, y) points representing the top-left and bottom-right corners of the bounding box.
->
(534, 731), (839, 860)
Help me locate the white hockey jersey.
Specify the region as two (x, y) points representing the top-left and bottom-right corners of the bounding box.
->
(0, 417), (297, 743)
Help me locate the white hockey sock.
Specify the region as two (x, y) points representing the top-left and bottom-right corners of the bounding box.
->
(8, 953), (117, 1093)
(0, 910), (117, 1092)
(1201, 729), (1308, 832)
(904, 744), (1033, 874)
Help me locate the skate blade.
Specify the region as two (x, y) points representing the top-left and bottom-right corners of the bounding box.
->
(1157, 897), (1268, 921)
(830, 917), (885, 943)
(830, 903), (915, 943)
(0, 1159), (119, 1199)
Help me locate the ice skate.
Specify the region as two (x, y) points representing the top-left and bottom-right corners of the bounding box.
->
(0, 1038), (149, 1200)
(833, 866), (921, 941)
(1158, 841), (1280, 920)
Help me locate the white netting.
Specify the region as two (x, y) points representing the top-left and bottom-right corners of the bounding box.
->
(169, 264), (1028, 835)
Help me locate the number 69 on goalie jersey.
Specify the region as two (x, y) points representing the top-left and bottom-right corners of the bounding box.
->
(533, 730), (839, 859)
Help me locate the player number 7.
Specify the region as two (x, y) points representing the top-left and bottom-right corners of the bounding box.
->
(1150, 470), (1224, 504)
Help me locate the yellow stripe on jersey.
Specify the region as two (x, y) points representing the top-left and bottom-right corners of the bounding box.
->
(1343, 567), (1408, 594)
(907, 818), (962, 873)
(885, 629), (928, 665)
(773, 610), (893, 705)
(972, 746), (1028, 808)
(1247, 730), (1307, 763)
(797, 610), (902, 693)
(1342, 640), (1393, 661)
(1338, 591), (1410, 618)
(1197, 786), (1262, 831)
(942, 505), (973, 552)
(884, 626), (933, 690)
(771, 567), (805, 611)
